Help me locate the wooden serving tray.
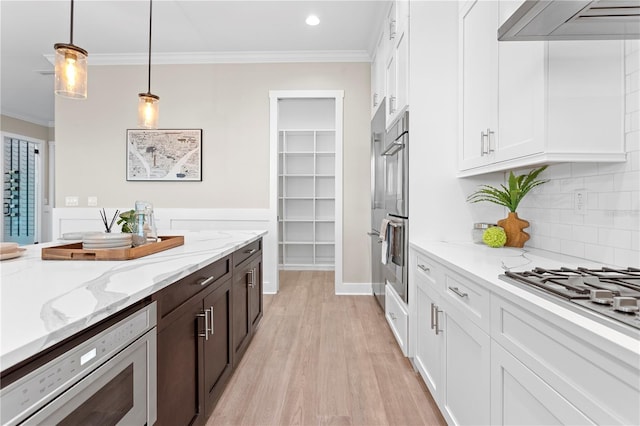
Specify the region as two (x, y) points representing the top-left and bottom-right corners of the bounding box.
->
(41, 235), (184, 261)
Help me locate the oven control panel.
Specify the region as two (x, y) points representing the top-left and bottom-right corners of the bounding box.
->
(1, 302), (156, 426)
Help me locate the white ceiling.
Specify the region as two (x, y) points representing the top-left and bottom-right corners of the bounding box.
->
(0, 0), (388, 126)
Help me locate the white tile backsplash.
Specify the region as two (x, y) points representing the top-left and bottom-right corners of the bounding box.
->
(518, 40), (640, 267)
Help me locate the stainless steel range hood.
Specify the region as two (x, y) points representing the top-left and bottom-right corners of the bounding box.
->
(498, 0), (640, 41)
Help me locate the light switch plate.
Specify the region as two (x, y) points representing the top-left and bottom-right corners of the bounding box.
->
(65, 196), (79, 207)
(87, 196), (98, 207)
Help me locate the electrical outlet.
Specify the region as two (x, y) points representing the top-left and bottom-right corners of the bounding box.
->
(87, 196), (98, 207)
(65, 196), (79, 207)
(574, 191), (587, 215)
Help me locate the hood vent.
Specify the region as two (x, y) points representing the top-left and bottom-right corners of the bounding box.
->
(498, 0), (640, 41)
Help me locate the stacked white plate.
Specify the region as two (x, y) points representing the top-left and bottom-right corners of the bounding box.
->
(82, 232), (132, 250)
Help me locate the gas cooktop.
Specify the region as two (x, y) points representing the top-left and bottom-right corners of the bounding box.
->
(501, 267), (640, 333)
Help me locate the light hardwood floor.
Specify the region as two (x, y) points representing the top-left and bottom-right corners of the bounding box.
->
(206, 270), (446, 426)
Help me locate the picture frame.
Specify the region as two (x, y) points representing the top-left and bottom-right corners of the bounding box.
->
(126, 129), (203, 181)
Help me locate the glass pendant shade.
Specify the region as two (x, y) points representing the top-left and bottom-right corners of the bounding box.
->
(54, 43), (88, 99)
(138, 93), (160, 129)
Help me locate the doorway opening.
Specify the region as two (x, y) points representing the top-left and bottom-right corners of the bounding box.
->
(269, 90), (344, 294)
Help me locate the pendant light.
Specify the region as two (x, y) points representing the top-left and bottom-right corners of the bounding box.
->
(54, 0), (88, 99)
(138, 0), (159, 129)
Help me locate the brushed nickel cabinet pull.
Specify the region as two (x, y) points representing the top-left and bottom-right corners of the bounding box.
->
(247, 269), (254, 288)
(449, 286), (469, 298)
(430, 303), (436, 330)
(209, 306), (215, 336)
(198, 276), (216, 286)
(418, 264), (430, 273)
(434, 306), (443, 335)
(244, 248), (257, 255)
(197, 308), (211, 340)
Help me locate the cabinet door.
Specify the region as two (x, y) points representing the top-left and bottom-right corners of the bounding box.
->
(414, 275), (442, 400)
(232, 260), (251, 363)
(371, 32), (386, 116)
(441, 305), (490, 426)
(385, 50), (397, 124)
(496, 1), (545, 163)
(248, 256), (263, 334)
(459, 0), (498, 170)
(203, 278), (233, 416)
(491, 340), (592, 425)
(156, 297), (204, 426)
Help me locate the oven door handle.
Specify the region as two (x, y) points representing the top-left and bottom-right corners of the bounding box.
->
(381, 140), (405, 156)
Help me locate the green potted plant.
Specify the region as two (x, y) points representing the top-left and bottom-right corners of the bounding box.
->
(117, 210), (136, 233)
(467, 165), (548, 247)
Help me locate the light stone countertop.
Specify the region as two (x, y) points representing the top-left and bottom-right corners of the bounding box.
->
(0, 230), (267, 371)
(409, 238), (640, 365)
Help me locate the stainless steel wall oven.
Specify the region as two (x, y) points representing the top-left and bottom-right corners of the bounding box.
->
(382, 111), (409, 304)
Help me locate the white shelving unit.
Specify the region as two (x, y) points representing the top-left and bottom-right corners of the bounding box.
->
(278, 129), (335, 270)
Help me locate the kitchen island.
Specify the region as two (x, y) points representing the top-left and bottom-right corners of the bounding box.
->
(0, 230), (266, 372)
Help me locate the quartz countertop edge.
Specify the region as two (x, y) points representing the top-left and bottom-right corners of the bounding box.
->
(409, 239), (640, 366)
(0, 230), (267, 372)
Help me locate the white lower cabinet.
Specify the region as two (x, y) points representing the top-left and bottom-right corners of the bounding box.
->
(491, 340), (592, 425)
(410, 246), (640, 426)
(414, 272), (442, 397)
(441, 304), (490, 425)
(385, 284), (408, 356)
(412, 252), (490, 425)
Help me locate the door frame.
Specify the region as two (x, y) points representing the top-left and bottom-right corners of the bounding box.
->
(269, 90), (344, 294)
(0, 131), (45, 244)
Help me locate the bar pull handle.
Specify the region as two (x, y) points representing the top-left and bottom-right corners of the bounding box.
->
(198, 276), (216, 287)
(449, 286), (468, 298)
(248, 269), (255, 288)
(197, 308), (212, 340)
(389, 312), (397, 321)
(418, 264), (430, 273)
(389, 19), (397, 40)
(244, 248), (257, 255)
(487, 129), (495, 153)
(430, 303), (436, 330)
(434, 306), (443, 335)
(209, 306), (215, 336)
(480, 130), (488, 155)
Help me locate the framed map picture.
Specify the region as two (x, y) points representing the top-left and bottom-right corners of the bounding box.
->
(126, 129), (202, 181)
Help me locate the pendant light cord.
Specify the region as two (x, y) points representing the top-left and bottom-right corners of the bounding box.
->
(69, 0), (74, 44)
(147, 0), (153, 94)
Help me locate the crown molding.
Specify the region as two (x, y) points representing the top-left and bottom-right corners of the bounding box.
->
(44, 50), (373, 66)
(1, 110), (54, 128)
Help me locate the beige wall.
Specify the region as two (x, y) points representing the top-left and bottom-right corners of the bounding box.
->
(55, 62), (371, 283)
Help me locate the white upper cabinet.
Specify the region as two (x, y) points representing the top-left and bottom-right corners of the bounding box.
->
(458, 0), (625, 177)
(385, 0), (410, 128)
(371, 31), (387, 117)
(459, 0), (499, 170)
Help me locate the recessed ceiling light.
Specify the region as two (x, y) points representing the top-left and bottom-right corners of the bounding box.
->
(306, 15), (320, 26)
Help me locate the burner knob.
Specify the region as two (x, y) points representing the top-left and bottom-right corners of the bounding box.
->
(612, 297), (639, 313)
(589, 289), (614, 305)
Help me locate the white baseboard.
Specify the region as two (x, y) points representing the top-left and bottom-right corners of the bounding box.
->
(336, 282), (373, 296)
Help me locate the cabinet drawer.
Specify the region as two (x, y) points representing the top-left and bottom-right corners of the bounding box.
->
(415, 253), (443, 289)
(443, 271), (490, 332)
(385, 284), (408, 355)
(232, 239), (262, 268)
(155, 256), (231, 325)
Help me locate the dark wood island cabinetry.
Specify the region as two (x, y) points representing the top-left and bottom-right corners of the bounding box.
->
(154, 238), (262, 426)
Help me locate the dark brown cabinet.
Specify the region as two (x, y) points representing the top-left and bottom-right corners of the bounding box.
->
(231, 241), (263, 365)
(154, 239), (262, 426)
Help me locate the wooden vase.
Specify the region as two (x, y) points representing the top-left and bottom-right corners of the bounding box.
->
(497, 212), (530, 248)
